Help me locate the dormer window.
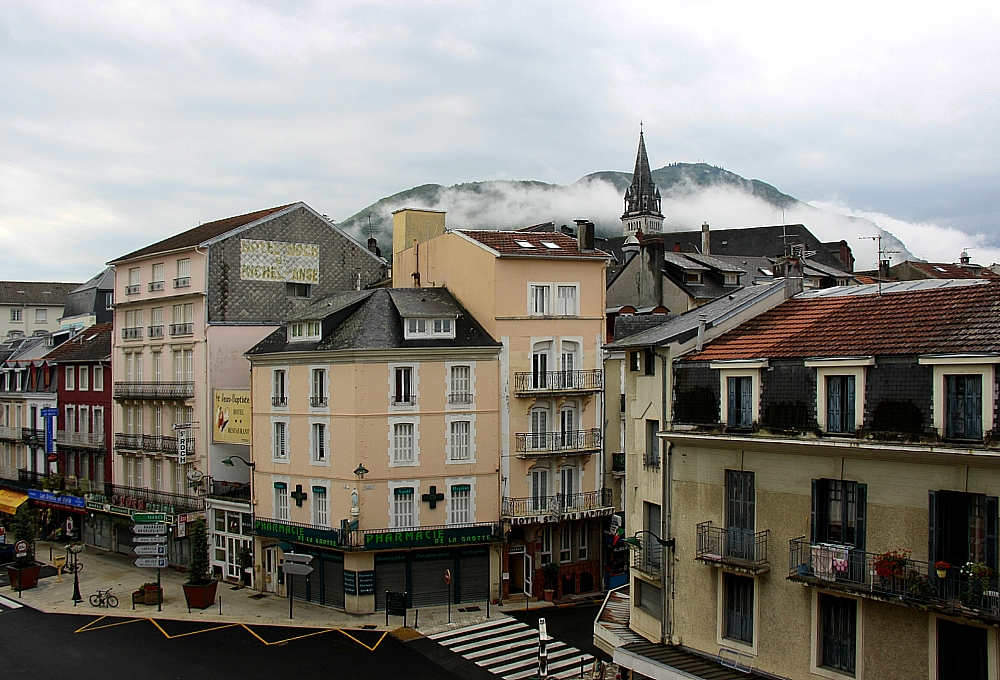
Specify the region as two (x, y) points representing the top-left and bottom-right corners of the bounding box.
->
(685, 272), (703, 284)
(288, 321), (321, 342)
(404, 317), (455, 339)
(724, 273), (739, 286)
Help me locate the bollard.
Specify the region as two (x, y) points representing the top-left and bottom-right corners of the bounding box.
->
(414, 608), (419, 629)
(219, 596), (223, 615)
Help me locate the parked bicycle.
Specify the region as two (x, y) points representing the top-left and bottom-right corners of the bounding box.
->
(89, 587), (118, 608)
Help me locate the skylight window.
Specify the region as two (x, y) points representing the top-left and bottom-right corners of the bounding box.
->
(934, 266), (947, 272)
(761, 268), (773, 276)
(515, 240), (536, 249)
(541, 241), (561, 250)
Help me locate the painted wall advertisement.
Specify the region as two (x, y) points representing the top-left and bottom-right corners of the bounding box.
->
(213, 389), (252, 445)
(240, 239), (319, 283)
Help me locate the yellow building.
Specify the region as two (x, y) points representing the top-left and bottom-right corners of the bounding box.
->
(246, 287), (502, 613)
(393, 211), (614, 600)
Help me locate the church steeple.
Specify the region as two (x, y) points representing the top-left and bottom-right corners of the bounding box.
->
(621, 129), (663, 236)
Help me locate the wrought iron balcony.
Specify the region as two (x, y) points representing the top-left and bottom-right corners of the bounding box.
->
(392, 395), (416, 406)
(22, 427), (43, 443)
(696, 521), (770, 574)
(209, 479), (251, 502)
(148, 281), (165, 292)
(513, 370), (603, 396)
(57, 430), (106, 449)
(0, 426), (20, 441)
(612, 452), (626, 473)
(121, 327), (143, 340)
(125, 284), (140, 295)
(514, 428), (602, 457)
(448, 392), (474, 405)
(173, 277), (191, 288)
(114, 381), (194, 400)
(501, 489), (614, 523)
(310, 395), (328, 407)
(788, 537), (1000, 624)
(632, 540), (662, 577)
(148, 325), (164, 339)
(114, 433), (194, 456)
(85, 482), (202, 515)
(272, 395), (287, 407)
(170, 323), (193, 336)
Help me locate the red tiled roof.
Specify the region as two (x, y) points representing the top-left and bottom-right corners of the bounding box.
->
(109, 204), (297, 264)
(853, 275), (880, 285)
(45, 324), (112, 363)
(910, 262), (995, 279)
(457, 230), (609, 259)
(686, 282), (1000, 361)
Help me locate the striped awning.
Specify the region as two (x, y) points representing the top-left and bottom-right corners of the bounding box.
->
(0, 489), (28, 515)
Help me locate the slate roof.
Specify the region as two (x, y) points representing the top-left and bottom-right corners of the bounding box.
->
(286, 290), (373, 322)
(69, 268), (115, 293)
(44, 324), (112, 363)
(685, 279), (1000, 361)
(247, 288), (500, 356)
(109, 204), (295, 263)
(613, 314), (674, 341)
(0, 281), (80, 306)
(455, 230), (609, 259)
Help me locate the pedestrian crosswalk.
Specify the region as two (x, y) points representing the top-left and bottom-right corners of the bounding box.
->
(0, 594), (24, 611)
(429, 617), (594, 680)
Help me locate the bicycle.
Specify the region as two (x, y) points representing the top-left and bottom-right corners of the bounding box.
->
(89, 588), (119, 608)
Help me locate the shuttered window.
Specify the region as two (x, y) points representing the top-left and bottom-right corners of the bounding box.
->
(820, 595), (856, 673)
(727, 376), (753, 428)
(723, 573), (754, 644)
(811, 479), (867, 550)
(826, 375), (856, 433)
(946, 375), (983, 440)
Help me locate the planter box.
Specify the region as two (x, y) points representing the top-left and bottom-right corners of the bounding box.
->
(183, 580), (218, 610)
(144, 588), (162, 605)
(7, 564), (41, 591)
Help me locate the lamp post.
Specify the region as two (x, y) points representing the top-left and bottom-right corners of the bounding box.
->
(221, 456), (255, 587)
(67, 542), (84, 605)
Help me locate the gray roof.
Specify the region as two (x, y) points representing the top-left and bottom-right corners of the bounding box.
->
(605, 280), (787, 349)
(286, 290), (373, 322)
(662, 250), (707, 271)
(796, 278), (987, 298)
(684, 252), (746, 273)
(388, 288), (462, 318)
(69, 268), (115, 294)
(613, 314), (674, 340)
(0, 281), (80, 306)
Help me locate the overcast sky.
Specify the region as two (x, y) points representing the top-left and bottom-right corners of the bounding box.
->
(3, 1), (1000, 281)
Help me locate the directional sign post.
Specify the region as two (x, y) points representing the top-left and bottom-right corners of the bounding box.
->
(177, 429), (187, 465)
(281, 554), (314, 620)
(132, 535), (169, 544)
(133, 545), (168, 556)
(132, 523), (168, 535)
(133, 513), (166, 523)
(134, 557), (168, 569)
(133, 514), (170, 612)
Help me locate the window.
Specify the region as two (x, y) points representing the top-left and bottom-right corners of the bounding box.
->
(274, 483), (289, 521)
(449, 420), (470, 460)
(636, 580), (662, 619)
(171, 303), (193, 334)
(65, 366), (75, 390)
(79, 406), (89, 434)
(727, 376), (753, 428)
(629, 351), (640, 372)
(556, 286), (577, 315)
(432, 318), (452, 335)
(307, 322), (320, 337)
(685, 272), (702, 284)
(34, 309), (46, 323)
(530, 407), (548, 450)
(154, 460), (163, 492)
(539, 525), (553, 563)
(66, 406), (75, 433)
(643, 502), (662, 569)
(946, 374), (983, 440)
(273, 422), (287, 459)
(150, 307), (163, 337)
(450, 485), (471, 524)
(644, 348), (655, 376)
(273, 370), (287, 406)
(93, 366), (104, 391)
(530, 284), (550, 315)
(393, 487), (415, 528)
(406, 318), (426, 336)
(532, 349), (548, 388)
(826, 375), (856, 433)
(645, 419), (660, 467)
(93, 407), (104, 435)
(578, 523), (589, 560)
(723, 573), (754, 644)
(937, 620), (989, 680)
(724, 273), (739, 286)
(930, 490), (998, 570)
(105, 292), (113, 310)
(560, 526), (572, 562)
(289, 323), (304, 339)
(128, 267), (140, 293)
(819, 594), (856, 674)
(393, 423), (414, 464)
(311, 369), (327, 406)
(152, 351), (162, 381)
(152, 263), (164, 283)
(313, 486), (329, 527)
(450, 365), (471, 404)
(311, 423), (326, 461)
(10, 308), (21, 322)
(154, 405), (162, 435)
(531, 467), (549, 512)
(177, 258), (190, 279)
(286, 282), (312, 299)
(394, 367), (413, 405)
(78, 367), (88, 391)
(173, 350), (193, 382)
(812, 479), (867, 549)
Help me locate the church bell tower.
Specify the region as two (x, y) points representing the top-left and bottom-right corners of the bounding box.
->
(621, 130), (663, 236)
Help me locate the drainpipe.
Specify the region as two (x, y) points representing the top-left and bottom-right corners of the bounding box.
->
(655, 347), (672, 645)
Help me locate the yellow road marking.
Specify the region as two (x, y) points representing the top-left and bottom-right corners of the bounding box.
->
(338, 629), (388, 651)
(74, 616), (144, 633)
(149, 619), (240, 639)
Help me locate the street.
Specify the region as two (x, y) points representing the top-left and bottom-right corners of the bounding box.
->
(509, 602), (608, 661)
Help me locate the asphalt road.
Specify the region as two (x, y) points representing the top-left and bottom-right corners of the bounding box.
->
(508, 602), (608, 661)
(0, 605), (468, 680)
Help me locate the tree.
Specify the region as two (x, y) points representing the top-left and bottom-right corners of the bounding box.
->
(12, 503), (35, 568)
(186, 518), (210, 585)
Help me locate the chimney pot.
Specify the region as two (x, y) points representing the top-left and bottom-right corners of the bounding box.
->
(576, 220), (595, 252)
(701, 222), (710, 255)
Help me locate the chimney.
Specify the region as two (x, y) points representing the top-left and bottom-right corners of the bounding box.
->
(575, 219), (595, 252)
(696, 312), (707, 351)
(639, 238), (665, 308)
(367, 236), (380, 257)
(879, 259), (891, 279)
(674, 241), (682, 252)
(701, 222), (710, 255)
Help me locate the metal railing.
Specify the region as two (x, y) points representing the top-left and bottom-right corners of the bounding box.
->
(513, 370), (603, 395)
(114, 433), (194, 456)
(170, 323), (193, 336)
(85, 482), (202, 515)
(310, 396), (328, 407)
(502, 489), (613, 519)
(209, 480), (251, 502)
(114, 381), (194, 400)
(0, 426), (19, 441)
(57, 430), (106, 449)
(632, 538), (662, 576)
(272, 395), (287, 407)
(788, 537), (1000, 623)
(643, 453), (660, 469)
(122, 327), (143, 340)
(22, 428), (43, 443)
(125, 284), (140, 295)
(448, 392), (474, 405)
(514, 428), (602, 455)
(612, 452), (626, 473)
(696, 521), (770, 573)
(148, 325), (164, 339)
(392, 395), (416, 406)
(173, 277), (190, 288)
(148, 281), (165, 292)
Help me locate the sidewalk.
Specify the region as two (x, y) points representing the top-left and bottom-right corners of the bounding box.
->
(13, 541), (507, 634)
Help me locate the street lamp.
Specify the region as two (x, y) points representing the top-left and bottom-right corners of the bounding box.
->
(67, 542), (84, 605)
(353, 463), (368, 479)
(621, 530), (675, 550)
(221, 455), (255, 469)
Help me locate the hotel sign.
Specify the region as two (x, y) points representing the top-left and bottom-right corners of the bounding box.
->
(213, 389), (252, 444)
(254, 518), (340, 549)
(240, 239), (319, 284)
(363, 525), (496, 550)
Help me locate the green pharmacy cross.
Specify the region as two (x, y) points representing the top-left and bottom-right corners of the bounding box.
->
(291, 484), (308, 507)
(421, 486), (445, 509)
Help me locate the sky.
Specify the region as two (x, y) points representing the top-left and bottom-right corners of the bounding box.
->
(3, 0), (1000, 281)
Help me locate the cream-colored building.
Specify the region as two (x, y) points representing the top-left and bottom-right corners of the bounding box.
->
(612, 279), (1000, 680)
(393, 210), (614, 600)
(246, 288), (502, 613)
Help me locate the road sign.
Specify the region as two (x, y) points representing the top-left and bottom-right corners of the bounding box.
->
(134, 557), (168, 568)
(172, 423), (194, 431)
(132, 513), (166, 523)
(282, 562), (313, 576)
(178, 429), (187, 465)
(282, 553), (314, 564)
(132, 523), (168, 535)
(444, 569), (451, 585)
(14, 540), (27, 558)
(386, 591), (407, 617)
(133, 535), (168, 544)
(134, 545), (168, 556)
(44, 415), (56, 454)
(40, 407), (58, 418)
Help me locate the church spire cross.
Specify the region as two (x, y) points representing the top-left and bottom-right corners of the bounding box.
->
(621, 127), (663, 236)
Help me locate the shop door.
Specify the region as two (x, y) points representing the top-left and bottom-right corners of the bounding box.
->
(115, 523), (133, 555)
(459, 548), (489, 603)
(323, 553), (345, 609)
(226, 536), (252, 580)
(938, 619), (987, 680)
(264, 547), (278, 593)
(375, 555), (407, 610)
(508, 547), (525, 595)
(411, 552), (452, 607)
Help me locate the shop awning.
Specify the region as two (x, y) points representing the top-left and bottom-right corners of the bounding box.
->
(614, 642), (768, 680)
(0, 489), (28, 515)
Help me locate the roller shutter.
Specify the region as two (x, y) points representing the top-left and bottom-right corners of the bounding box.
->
(375, 554), (407, 610)
(289, 569), (313, 603)
(411, 551), (452, 608)
(459, 548), (490, 603)
(323, 552), (345, 609)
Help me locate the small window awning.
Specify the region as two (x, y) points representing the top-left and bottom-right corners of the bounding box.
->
(0, 489), (28, 515)
(614, 642), (767, 680)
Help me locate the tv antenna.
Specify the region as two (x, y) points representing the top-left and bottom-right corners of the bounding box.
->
(860, 235), (900, 296)
(367, 215), (375, 240)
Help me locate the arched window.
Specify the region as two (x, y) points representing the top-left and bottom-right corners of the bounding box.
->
(532, 341), (551, 389)
(559, 341), (579, 389)
(530, 402), (551, 451)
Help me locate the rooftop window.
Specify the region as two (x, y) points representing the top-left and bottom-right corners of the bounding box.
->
(404, 317), (455, 339)
(541, 241), (561, 250)
(515, 240), (535, 249)
(288, 321), (321, 342)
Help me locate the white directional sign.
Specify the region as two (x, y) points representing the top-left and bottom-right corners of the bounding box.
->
(282, 553), (313, 564)
(282, 562), (314, 576)
(132, 523), (168, 535)
(133, 545), (168, 556)
(133, 535), (168, 544)
(134, 557), (168, 568)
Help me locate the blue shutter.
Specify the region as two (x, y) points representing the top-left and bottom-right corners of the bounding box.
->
(968, 376), (983, 439)
(928, 491), (939, 565)
(855, 484), (867, 551)
(845, 376), (856, 433)
(740, 378), (753, 427)
(728, 378), (737, 427)
(946, 375), (958, 438)
(986, 496), (998, 571)
(811, 480), (829, 544)
(828, 377), (842, 432)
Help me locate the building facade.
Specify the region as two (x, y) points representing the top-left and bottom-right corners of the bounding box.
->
(0, 281), (79, 342)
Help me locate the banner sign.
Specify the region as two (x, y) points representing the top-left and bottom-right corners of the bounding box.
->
(178, 429), (187, 465)
(28, 489), (86, 511)
(254, 518), (340, 549)
(363, 525), (496, 551)
(213, 390), (252, 445)
(240, 239), (319, 284)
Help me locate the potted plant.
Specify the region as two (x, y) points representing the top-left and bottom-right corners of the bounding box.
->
(236, 545), (253, 587)
(6, 504), (41, 591)
(181, 519), (217, 609)
(542, 562), (559, 601)
(935, 561), (951, 579)
(873, 549), (909, 580)
(143, 582), (162, 605)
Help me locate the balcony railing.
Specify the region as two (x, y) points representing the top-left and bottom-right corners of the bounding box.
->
(515, 428), (602, 456)
(170, 323), (193, 336)
(392, 395), (416, 406)
(502, 489), (614, 520)
(632, 539), (662, 577)
(12, 470), (103, 494)
(148, 325), (164, 339)
(114, 381), (194, 400)
(612, 452), (625, 473)
(22, 428), (43, 443)
(272, 395), (287, 407)
(114, 433), (194, 456)
(121, 327), (143, 340)
(57, 430), (106, 449)
(788, 537), (1000, 624)
(125, 284), (140, 295)
(310, 396), (328, 407)
(148, 281), (165, 292)
(209, 480), (251, 502)
(173, 277), (190, 288)
(86, 482), (201, 515)
(513, 370), (604, 395)
(0, 426), (19, 441)
(696, 521), (770, 573)
(448, 392), (474, 405)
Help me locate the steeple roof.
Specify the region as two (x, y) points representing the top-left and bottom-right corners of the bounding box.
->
(623, 131), (662, 217)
